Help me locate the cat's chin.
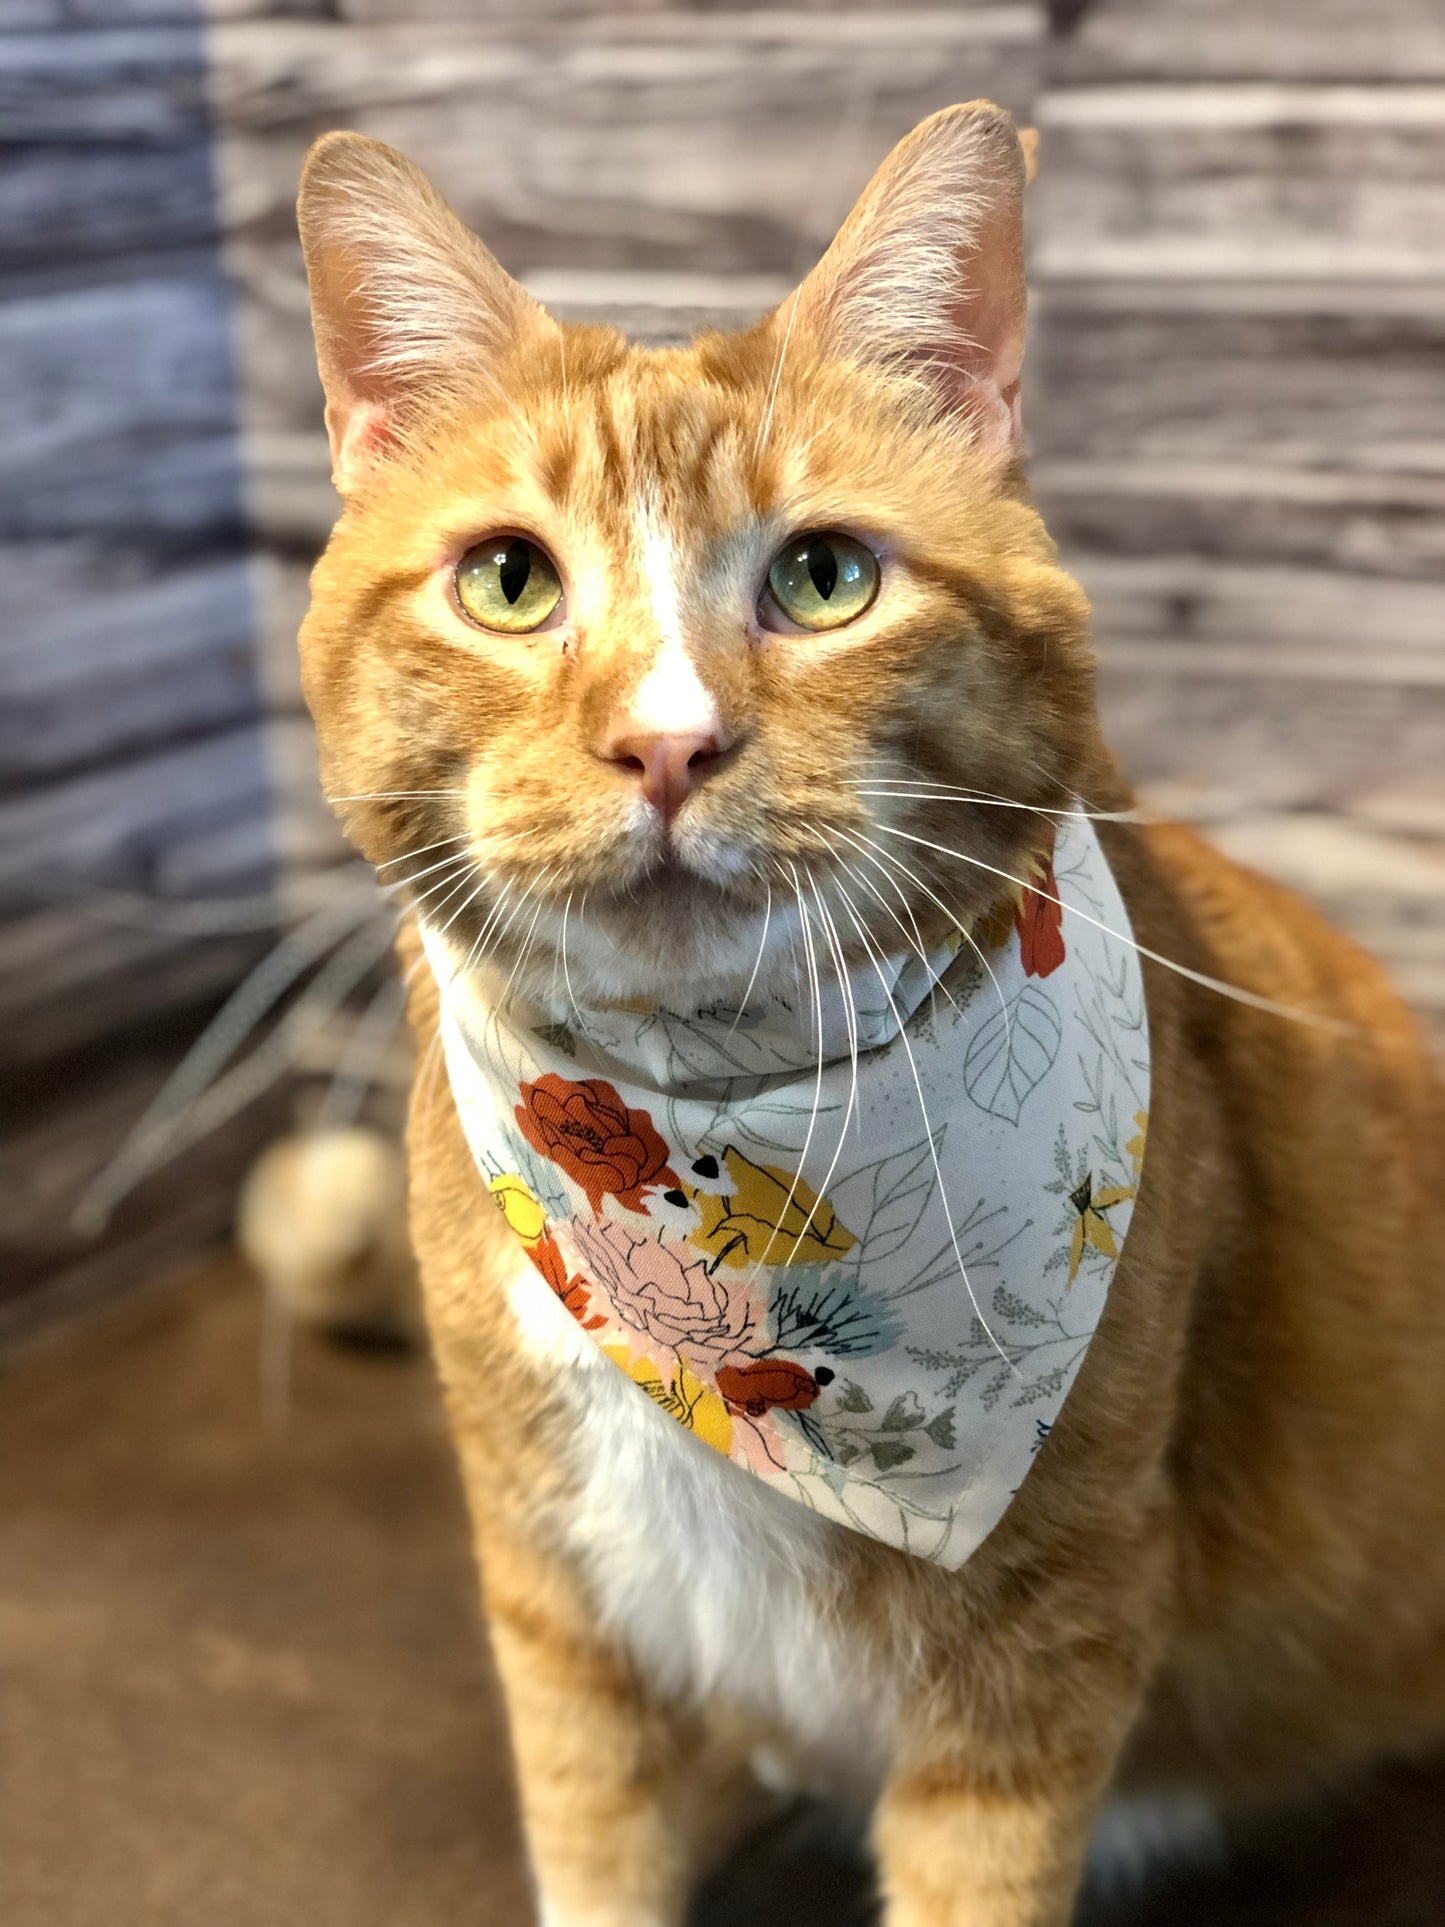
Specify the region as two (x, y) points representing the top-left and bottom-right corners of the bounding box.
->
(527, 864), (795, 1009)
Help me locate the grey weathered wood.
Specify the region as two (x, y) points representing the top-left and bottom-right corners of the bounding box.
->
(0, 272), (242, 489)
(1052, 0), (1445, 83)
(0, 30), (213, 142)
(207, 12), (1035, 266)
(1097, 666), (1445, 815)
(0, 1), (334, 27)
(0, 143), (221, 273)
(1029, 16), (1445, 1061)
(1034, 85), (1445, 284)
(1035, 462), (1445, 580)
(334, 1), (1037, 28)
(3, 437), (249, 541)
(0, 262), (250, 540)
(1037, 286), (1445, 479)
(0, 545), (263, 784)
(0, 724), (274, 895)
(1074, 558), (1445, 671)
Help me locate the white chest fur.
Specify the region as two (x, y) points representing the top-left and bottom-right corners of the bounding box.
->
(507, 1263), (892, 1791)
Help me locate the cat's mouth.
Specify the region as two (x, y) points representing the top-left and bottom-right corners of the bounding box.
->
(542, 860), (783, 1005)
(597, 854), (765, 936)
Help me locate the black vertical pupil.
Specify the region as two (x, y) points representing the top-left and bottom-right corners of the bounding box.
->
(497, 541), (532, 605)
(806, 542), (837, 601)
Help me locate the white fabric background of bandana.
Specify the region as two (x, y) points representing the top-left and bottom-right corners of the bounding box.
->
(423, 814), (1150, 1569)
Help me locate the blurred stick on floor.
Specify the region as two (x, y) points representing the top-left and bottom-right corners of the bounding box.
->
(5, 1259), (1445, 1927)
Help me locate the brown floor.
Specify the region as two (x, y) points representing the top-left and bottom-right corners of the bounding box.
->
(5, 1261), (1445, 1927)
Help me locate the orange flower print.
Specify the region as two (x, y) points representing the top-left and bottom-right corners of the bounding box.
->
(527, 1230), (605, 1331)
(715, 1359), (821, 1417)
(1016, 859), (1066, 978)
(515, 1073), (679, 1213)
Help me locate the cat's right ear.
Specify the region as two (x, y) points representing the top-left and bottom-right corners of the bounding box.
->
(787, 102), (1028, 456)
(298, 133), (551, 494)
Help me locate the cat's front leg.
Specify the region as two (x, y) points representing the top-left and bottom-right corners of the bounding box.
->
(478, 1518), (753, 1927)
(875, 1762), (1106, 1927)
(872, 1657), (1143, 1927)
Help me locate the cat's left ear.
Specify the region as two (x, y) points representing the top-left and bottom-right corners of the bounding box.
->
(788, 101), (1028, 454)
(298, 132), (553, 493)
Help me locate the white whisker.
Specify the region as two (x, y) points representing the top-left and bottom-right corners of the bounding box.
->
(379, 847), (475, 898)
(825, 823), (957, 1022)
(726, 878), (774, 1039)
(754, 290), (799, 462)
(872, 822), (1362, 1038)
(806, 873), (862, 1233)
(859, 784), (1145, 825)
(739, 861), (828, 1296)
(432, 864), (496, 941)
(374, 831), (471, 872)
(560, 891), (597, 1045)
(79, 910), (400, 1232)
(313, 959), (414, 1131)
(829, 872), (1013, 1369)
(325, 789), (469, 802)
(849, 826), (1012, 1053)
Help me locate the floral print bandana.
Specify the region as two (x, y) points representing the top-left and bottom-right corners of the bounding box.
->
(423, 813), (1149, 1568)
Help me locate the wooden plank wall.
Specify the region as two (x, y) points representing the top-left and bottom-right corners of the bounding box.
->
(3, 0), (1441, 1328)
(1033, 0), (1445, 1025)
(0, 0), (291, 1329)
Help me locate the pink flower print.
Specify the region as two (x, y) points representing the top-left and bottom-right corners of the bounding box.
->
(563, 1217), (761, 1366)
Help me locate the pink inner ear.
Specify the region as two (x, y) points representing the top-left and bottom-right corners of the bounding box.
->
(945, 226), (1026, 452)
(937, 364), (1022, 455)
(329, 398), (395, 491)
(978, 376), (1024, 453)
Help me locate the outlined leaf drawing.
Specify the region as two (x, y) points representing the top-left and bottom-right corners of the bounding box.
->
(837, 1129), (944, 1266)
(962, 983), (1062, 1125)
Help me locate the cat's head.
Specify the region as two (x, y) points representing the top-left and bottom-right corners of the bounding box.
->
(297, 104), (1101, 1006)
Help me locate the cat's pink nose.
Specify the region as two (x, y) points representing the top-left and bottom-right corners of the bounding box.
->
(604, 728), (728, 827)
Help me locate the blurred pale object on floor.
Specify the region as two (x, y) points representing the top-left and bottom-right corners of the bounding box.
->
(237, 1126), (420, 1344)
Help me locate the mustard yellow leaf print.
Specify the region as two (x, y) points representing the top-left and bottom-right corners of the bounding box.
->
(602, 1342), (732, 1456)
(669, 1358), (733, 1456)
(1065, 1175), (1135, 1285)
(688, 1145), (857, 1270)
(489, 1173), (546, 1244)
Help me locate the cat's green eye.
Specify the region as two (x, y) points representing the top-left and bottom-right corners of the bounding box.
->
(765, 532), (879, 633)
(455, 536), (563, 634)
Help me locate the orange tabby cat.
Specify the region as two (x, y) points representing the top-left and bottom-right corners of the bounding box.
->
(296, 105), (1445, 1927)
